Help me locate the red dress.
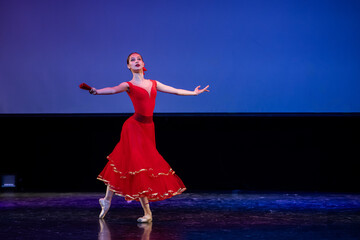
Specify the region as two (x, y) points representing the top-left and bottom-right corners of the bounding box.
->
(97, 80), (186, 202)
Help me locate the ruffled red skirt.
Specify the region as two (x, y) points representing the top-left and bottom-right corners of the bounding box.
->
(97, 114), (186, 202)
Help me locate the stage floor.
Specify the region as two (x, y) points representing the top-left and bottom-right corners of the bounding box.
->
(1, 191), (360, 239)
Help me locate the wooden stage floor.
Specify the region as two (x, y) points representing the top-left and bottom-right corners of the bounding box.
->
(1, 191), (360, 239)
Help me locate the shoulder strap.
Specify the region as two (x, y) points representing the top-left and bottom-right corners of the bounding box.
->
(151, 80), (157, 88)
(125, 81), (132, 93)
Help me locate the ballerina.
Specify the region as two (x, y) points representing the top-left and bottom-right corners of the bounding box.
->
(89, 52), (209, 223)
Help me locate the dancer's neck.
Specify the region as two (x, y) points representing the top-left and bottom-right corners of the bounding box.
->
(131, 72), (145, 84)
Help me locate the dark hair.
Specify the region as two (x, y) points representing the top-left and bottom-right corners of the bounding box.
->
(127, 52), (143, 65)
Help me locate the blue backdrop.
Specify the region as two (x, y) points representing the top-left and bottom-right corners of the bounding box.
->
(1, 0), (359, 113)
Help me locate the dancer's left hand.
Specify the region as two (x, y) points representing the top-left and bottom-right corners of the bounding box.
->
(194, 85), (210, 95)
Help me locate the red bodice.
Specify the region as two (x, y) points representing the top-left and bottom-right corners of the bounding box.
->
(127, 80), (157, 116)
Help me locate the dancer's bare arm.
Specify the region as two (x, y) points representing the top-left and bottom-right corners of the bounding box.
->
(90, 82), (129, 95)
(156, 81), (209, 96)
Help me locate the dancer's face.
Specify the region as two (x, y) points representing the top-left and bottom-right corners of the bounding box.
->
(127, 54), (144, 72)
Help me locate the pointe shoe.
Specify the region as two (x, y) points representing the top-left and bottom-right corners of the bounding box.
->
(137, 215), (152, 223)
(99, 198), (111, 219)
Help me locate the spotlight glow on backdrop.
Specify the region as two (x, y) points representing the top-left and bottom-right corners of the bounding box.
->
(0, 0), (359, 113)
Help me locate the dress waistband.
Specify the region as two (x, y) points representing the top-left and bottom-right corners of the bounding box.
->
(133, 113), (153, 123)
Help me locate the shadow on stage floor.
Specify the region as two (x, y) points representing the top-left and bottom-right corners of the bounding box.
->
(1, 191), (360, 240)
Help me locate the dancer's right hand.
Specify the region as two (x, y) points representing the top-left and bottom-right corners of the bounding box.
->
(90, 88), (98, 95)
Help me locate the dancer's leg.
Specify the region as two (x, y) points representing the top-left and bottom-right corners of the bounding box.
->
(104, 185), (114, 202)
(138, 197), (152, 222)
(139, 197), (152, 216)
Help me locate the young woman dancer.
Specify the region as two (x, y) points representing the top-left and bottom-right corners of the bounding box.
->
(90, 52), (209, 223)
